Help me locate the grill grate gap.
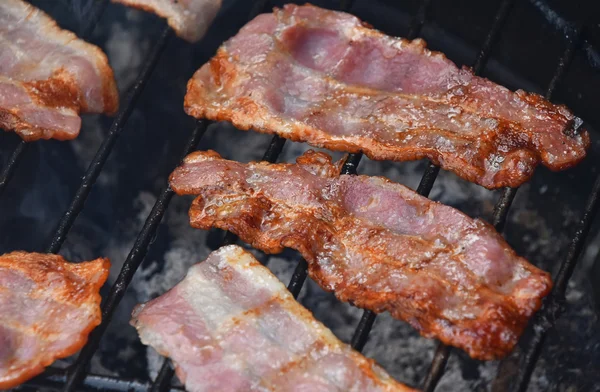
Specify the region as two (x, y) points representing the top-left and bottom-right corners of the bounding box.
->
(7, 0), (598, 391)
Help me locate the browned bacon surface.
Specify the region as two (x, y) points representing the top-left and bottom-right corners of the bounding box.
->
(184, 4), (589, 189)
(0, 252), (110, 389)
(170, 150), (553, 360)
(132, 245), (414, 391)
(112, 0), (221, 43)
(0, 0), (118, 141)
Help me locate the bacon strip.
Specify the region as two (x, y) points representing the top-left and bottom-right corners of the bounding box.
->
(0, 252), (110, 389)
(184, 4), (589, 189)
(112, 0), (222, 43)
(131, 245), (414, 391)
(170, 150), (553, 360)
(0, 0), (118, 141)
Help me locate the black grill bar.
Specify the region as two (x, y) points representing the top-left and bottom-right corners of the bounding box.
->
(61, 120), (207, 392)
(416, 162), (440, 196)
(0, 141), (28, 198)
(492, 187), (518, 233)
(423, 23), (582, 392)
(349, 0), (515, 371)
(471, 0), (515, 74)
(0, 0), (109, 198)
(45, 26), (172, 254)
(10, 1), (590, 391)
(421, 343), (451, 392)
(544, 26), (582, 102)
(340, 152), (363, 175)
(288, 258), (309, 298)
(261, 134), (288, 163)
(350, 310), (377, 351)
(513, 172), (600, 392)
(26, 367), (185, 392)
(150, 361), (174, 392)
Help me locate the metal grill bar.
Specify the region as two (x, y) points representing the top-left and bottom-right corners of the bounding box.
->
(10, 1), (592, 391)
(421, 344), (451, 392)
(0, 141), (28, 198)
(150, 361), (175, 392)
(46, 26), (172, 255)
(423, 23), (582, 392)
(26, 367), (185, 392)
(62, 120), (207, 391)
(288, 258), (309, 298)
(0, 0), (109, 198)
(513, 172), (600, 392)
(492, 187), (518, 233)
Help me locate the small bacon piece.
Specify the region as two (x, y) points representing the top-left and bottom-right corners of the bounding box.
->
(184, 4), (589, 189)
(170, 150), (553, 360)
(0, 252), (110, 389)
(131, 245), (414, 391)
(0, 0), (118, 141)
(112, 0), (222, 43)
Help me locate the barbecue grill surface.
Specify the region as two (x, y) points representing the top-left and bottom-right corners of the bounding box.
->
(1, 0), (599, 391)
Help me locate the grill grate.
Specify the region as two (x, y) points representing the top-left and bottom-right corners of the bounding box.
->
(512, 165), (600, 392)
(1, 0), (596, 390)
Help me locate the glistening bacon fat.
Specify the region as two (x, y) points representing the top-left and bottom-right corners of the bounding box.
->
(131, 245), (414, 391)
(170, 150), (553, 360)
(184, 4), (589, 189)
